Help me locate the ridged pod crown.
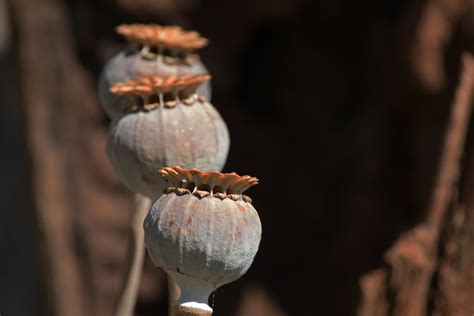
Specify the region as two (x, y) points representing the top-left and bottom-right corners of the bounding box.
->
(110, 74), (210, 112)
(116, 24), (208, 51)
(160, 166), (258, 202)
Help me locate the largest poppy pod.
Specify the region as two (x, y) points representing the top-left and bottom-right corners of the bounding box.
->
(144, 166), (262, 315)
(99, 24), (211, 118)
(107, 75), (229, 200)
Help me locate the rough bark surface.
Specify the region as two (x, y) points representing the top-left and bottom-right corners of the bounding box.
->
(6, 0), (164, 315)
(9, 0), (94, 314)
(433, 107), (474, 316)
(357, 54), (474, 316)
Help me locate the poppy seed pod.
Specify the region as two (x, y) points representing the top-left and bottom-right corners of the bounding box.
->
(144, 166), (262, 314)
(99, 24), (211, 118)
(107, 75), (229, 201)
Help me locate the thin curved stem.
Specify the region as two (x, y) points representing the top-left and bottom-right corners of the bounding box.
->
(168, 277), (181, 313)
(115, 194), (152, 316)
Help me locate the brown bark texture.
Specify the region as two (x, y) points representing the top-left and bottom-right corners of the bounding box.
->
(4, 0), (165, 315)
(358, 53), (474, 316)
(1, 0), (474, 315)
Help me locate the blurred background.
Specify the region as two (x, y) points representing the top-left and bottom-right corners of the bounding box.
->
(1, 0), (474, 315)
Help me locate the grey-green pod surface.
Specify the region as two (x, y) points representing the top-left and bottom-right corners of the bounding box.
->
(106, 75), (229, 201)
(98, 24), (211, 119)
(144, 166), (261, 311)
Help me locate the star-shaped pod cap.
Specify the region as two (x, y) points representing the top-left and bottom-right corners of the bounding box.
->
(160, 166), (258, 202)
(109, 75), (211, 111)
(116, 24), (209, 50)
(110, 74), (210, 96)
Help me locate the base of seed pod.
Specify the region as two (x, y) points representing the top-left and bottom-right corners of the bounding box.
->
(172, 303), (213, 316)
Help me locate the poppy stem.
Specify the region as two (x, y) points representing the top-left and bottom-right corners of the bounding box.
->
(115, 194), (152, 316)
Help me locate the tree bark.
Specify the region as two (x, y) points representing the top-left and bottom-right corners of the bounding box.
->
(433, 73), (474, 315)
(9, 0), (92, 314)
(358, 53), (474, 316)
(7, 0), (133, 314)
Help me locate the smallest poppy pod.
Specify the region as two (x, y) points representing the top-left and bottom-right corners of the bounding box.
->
(144, 166), (261, 314)
(99, 24), (210, 119)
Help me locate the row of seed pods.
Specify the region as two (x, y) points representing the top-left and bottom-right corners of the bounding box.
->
(98, 24), (262, 316)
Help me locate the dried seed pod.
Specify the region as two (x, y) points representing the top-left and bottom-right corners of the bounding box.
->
(107, 75), (229, 200)
(99, 24), (211, 118)
(144, 167), (261, 313)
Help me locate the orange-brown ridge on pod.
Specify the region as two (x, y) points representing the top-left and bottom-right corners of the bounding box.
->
(109, 75), (211, 96)
(160, 166), (259, 195)
(116, 24), (209, 50)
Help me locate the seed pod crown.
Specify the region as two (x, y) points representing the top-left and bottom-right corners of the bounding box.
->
(110, 75), (210, 112)
(160, 166), (258, 202)
(116, 24), (208, 50)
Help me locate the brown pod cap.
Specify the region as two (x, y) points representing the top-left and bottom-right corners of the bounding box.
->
(160, 166), (258, 199)
(116, 24), (209, 50)
(109, 75), (211, 112)
(110, 75), (210, 96)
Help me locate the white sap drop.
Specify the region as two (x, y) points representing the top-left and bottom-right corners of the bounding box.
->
(180, 302), (213, 312)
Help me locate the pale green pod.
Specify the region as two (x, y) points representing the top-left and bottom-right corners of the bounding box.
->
(106, 75), (229, 200)
(144, 167), (261, 312)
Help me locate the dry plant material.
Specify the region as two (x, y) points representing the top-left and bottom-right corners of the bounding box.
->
(357, 269), (389, 316)
(410, 0), (466, 92)
(432, 55), (474, 315)
(357, 53), (474, 316)
(144, 167), (262, 315)
(432, 204), (474, 316)
(107, 72), (228, 316)
(110, 75), (211, 112)
(116, 24), (208, 50)
(110, 75), (211, 95)
(160, 166), (257, 201)
(106, 73), (228, 201)
(98, 24), (210, 119)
